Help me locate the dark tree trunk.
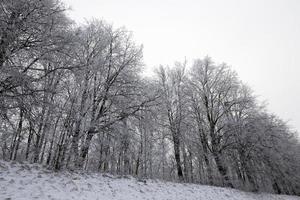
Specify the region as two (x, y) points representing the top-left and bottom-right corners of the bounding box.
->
(272, 181), (282, 194)
(39, 139), (47, 163)
(98, 143), (104, 171)
(25, 121), (33, 160)
(11, 108), (24, 160)
(213, 151), (233, 187)
(35, 108), (51, 162)
(78, 129), (95, 168)
(34, 134), (41, 163)
(54, 129), (68, 170)
(203, 153), (213, 184)
(188, 150), (194, 183)
(172, 131), (184, 181)
(200, 134), (213, 185)
(71, 124), (80, 167)
(135, 140), (143, 176)
(46, 116), (60, 165)
(33, 111), (45, 163)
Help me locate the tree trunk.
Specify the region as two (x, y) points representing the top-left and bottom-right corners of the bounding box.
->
(11, 108), (24, 160)
(35, 108), (51, 162)
(46, 116), (60, 165)
(213, 151), (232, 187)
(182, 146), (189, 182)
(78, 129), (95, 168)
(172, 131), (184, 181)
(188, 150), (194, 183)
(71, 123), (81, 167)
(39, 139), (47, 163)
(25, 121), (33, 160)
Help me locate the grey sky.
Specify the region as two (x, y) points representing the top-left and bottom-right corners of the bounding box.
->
(62, 0), (300, 133)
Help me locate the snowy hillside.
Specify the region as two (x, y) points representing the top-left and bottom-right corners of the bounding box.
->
(0, 161), (299, 200)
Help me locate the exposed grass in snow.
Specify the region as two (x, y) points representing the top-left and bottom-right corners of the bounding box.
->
(0, 160), (299, 200)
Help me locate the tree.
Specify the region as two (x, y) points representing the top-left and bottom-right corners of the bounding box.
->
(156, 63), (187, 181)
(0, 0), (299, 195)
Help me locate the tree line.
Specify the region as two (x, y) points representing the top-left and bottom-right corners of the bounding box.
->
(1, 0), (299, 195)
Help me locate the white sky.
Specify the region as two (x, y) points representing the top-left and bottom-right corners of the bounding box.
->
(62, 0), (300, 133)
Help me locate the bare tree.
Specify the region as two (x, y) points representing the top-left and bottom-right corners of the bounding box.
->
(156, 63), (187, 181)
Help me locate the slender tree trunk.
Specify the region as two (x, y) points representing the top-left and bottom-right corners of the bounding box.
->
(34, 107), (47, 163)
(11, 108), (24, 160)
(10, 127), (19, 160)
(182, 146), (189, 182)
(54, 129), (68, 170)
(39, 139), (47, 163)
(188, 150), (194, 183)
(98, 142), (104, 171)
(46, 116), (60, 165)
(35, 108), (51, 162)
(135, 139), (143, 176)
(72, 123), (81, 167)
(103, 142), (109, 172)
(201, 139), (213, 184)
(25, 121), (33, 160)
(78, 129), (95, 168)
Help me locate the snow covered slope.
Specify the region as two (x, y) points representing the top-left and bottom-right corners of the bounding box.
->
(0, 161), (299, 200)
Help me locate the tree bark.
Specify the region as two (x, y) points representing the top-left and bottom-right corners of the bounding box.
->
(25, 121), (33, 160)
(213, 151), (232, 187)
(172, 130), (184, 181)
(78, 129), (95, 168)
(11, 108), (24, 160)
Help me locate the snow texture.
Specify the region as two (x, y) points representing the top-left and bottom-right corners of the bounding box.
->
(0, 160), (299, 200)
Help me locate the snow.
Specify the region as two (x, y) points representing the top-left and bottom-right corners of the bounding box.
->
(0, 161), (299, 200)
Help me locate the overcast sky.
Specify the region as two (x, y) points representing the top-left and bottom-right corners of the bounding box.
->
(62, 0), (300, 133)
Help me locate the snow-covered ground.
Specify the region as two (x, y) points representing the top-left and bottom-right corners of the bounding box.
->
(0, 161), (299, 200)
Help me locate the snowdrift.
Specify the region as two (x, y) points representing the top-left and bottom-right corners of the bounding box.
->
(0, 160), (299, 200)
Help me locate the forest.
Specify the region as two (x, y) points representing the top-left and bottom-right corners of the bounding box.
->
(0, 0), (300, 196)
